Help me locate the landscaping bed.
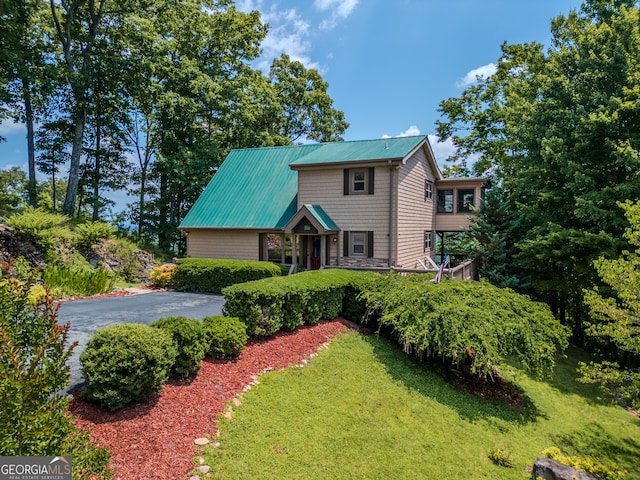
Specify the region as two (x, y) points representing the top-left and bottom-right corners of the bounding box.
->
(69, 319), (350, 480)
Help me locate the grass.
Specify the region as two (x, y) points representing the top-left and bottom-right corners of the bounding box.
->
(201, 332), (639, 479)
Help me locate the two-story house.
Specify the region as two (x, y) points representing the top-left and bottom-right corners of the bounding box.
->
(179, 135), (485, 271)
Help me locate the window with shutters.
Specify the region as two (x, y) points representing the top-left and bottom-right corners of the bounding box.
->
(343, 231), (374, 257)
(344, 168), (375, 195)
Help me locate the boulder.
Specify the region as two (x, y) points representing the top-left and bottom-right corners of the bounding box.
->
(532, 457), (602, 480)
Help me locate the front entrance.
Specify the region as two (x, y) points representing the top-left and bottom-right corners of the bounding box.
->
(310, 236), (322, 270)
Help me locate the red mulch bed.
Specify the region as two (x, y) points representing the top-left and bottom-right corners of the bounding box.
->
(69, 319), (350, 480)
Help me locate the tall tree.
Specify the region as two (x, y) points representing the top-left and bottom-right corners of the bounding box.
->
(269, 54), (349, 143)
(437, 0), (640, 338)
(0, 0), (56, 207)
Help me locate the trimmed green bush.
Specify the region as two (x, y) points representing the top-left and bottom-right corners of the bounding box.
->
(80, 324), (177, 411)
(202, 316), (248, 358)
(150, 316), (206, 377)
(363, 273), (570, 379)
(173, 258), (281, 294)
(5, 207), (73, 257)
(222, 269), (371, 336)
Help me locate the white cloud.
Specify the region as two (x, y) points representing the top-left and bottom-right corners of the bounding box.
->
(0, 119), (26, 137)
(428, 135), (481, 171)
(316, 0), (359, 30)
(456, 63), (497, 88)
(382, 125), (421, 139)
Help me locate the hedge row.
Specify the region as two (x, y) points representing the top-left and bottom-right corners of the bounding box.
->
(80, 316), (247, 411)
(222, 269), (377, 336)
(173, 258), (281, 293)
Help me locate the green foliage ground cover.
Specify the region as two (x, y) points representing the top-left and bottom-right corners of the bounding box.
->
(202, 333), (640, 480)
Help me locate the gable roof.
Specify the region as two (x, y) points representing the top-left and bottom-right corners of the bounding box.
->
(179, 135), (434, 230)
(289, 135), (426, 167)
(180, 143), (320, 229)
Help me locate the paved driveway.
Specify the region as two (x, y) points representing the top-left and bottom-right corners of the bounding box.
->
(57, 291), (225, 392)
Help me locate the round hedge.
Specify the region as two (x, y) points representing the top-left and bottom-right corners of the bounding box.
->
(80, 323), (177, 411)
(202, 316), (248, 359)
(150, 316), (206, 377)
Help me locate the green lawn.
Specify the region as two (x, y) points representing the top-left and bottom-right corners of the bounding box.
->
(201, 332), (639, 479)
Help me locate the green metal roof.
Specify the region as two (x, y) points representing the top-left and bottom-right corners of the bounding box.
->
(290, 135), (426, 166)
(180, 143), (321, 229)
(180, 135), (428, 229)
(304, 205), (339, 230)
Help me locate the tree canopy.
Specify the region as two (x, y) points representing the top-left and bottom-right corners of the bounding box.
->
(437, 0), (640, 338)
(0, 0), (349, 251)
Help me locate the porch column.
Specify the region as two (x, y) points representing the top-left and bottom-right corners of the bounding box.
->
(291, 234), (297, 271)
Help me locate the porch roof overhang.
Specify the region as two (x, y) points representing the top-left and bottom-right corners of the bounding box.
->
(284, 204), (340, 235)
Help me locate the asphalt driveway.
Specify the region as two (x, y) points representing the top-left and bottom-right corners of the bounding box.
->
(57, 290), (225, 392)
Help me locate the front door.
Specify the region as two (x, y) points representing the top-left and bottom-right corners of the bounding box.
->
(310, 236), (321, 270)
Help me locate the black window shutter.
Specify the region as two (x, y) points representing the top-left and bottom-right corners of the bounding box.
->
(344, 169), (350, 195)
(258, 234), (264, 261)
(343, 231), (349, 256)
(367, 231), (374, 257)
(368, 167), (375, 194)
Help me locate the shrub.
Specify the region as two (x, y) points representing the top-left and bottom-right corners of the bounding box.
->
(5, 207), (73, 257)
(44, 264), (115, 297)
(542, 447), (626, 480)
(222, 269), (373, 336)
(80, 324), (177, 411)
(149, 264), (176, 288)
(487, 447), (513, 468)
(75, 221), (115, 250)
(202, 316), (248, 358)
(151, 316), (206, 377)
(362, 273), (570, 379)
(173, 258), (281, 293)
(0, 275), (75, 455)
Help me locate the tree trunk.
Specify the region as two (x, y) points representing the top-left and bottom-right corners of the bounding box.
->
(22, 77), (37, 207)
(64, 109), (86, 216)
(92, 120), (101, 221)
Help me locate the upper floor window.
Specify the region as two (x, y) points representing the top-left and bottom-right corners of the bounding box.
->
(437, 189), (454, 213)
(424, 180), (433, 201)
(344, 168), (375, 195)
(353, 170), (366, 193)
(457, 189), (475, 212)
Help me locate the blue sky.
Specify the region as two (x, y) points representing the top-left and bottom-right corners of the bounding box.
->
(0, 0), (583, 174)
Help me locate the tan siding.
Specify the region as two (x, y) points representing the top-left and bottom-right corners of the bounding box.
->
(396, 148), (436, 268)
(297, 167), (391, 263)
(186, 229), (259, 260)
(434, 178), (483, 232)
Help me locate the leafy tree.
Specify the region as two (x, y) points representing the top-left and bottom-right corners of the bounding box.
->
(437, 1), (640, 338)
(0, 0), (56, 206)
(35, 119), (73, 212)
(579, 200), (640, 409)
(269, 54), (349, 143)
(0, 167), (27, 217)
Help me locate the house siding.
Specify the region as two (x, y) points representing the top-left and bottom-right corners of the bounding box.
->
(434, 179), (484, 232)
(186, 229), (259, 260)
(397, 147), (436, 268)
(297, 166), (391, 266)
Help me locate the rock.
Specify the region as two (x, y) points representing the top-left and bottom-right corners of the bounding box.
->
(198, 465), (211, 474)
(532, 457), (603, 480)
(194, 437), (210, 446)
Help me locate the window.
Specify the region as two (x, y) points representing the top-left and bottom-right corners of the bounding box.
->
(352, 232), (366, 255)
(424, 231), (432, 251)
(344, 168), (374, 195)
(424, 180), (433, 201)
(457, 189), (475, 212)
(343, 231), (374, 257)
(437, 189), (454, 213)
